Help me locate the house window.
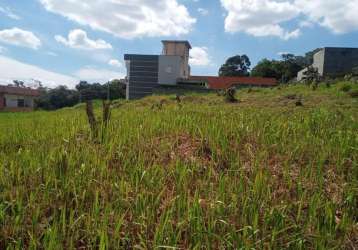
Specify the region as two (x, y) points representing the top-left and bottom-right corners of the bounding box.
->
(17, 99), (25, 107)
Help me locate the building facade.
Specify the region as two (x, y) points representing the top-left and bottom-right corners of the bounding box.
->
(124, 40), (278, 100)
(124, 40), (192, 100)
(297, 47), (358, 81)
(162, 40), (191, 79)
(0, 86), (40, 112)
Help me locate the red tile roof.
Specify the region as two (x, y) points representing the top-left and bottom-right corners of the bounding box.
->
(189, 76), (278, 90)
(0, 86), (40, 96)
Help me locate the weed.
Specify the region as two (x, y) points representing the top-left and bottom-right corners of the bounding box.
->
(340, 84), (352, 92)
(225, 87), (239, 103)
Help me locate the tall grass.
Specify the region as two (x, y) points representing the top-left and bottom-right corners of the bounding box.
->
(0, 82), (357, 249)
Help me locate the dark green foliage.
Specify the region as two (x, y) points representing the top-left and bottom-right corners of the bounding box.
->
(251, 49), (321, 83)
(36, 80), (126, 110)
(219, 55), (251, 77)
(36, 85), (80, 110)
(251, 55), (304, 83)
(251, 59), (282, 79)
(76, 80), (126, 101)
(340, 84), (352, 92)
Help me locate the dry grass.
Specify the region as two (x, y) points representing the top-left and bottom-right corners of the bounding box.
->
(0, 82), (357, 249)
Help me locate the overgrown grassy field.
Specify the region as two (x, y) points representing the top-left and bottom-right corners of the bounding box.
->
(1, 82), (357, 249)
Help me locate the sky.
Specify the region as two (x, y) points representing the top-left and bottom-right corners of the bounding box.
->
(0, 0), (358, 88)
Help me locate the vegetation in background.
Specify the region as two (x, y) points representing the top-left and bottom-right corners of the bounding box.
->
(251, 48), (321, 82)
(0, 81), (357, 249)
(35, 80), (126, 110)
(219, 55), (251, 77)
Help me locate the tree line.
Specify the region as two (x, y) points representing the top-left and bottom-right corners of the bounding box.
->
(36, 80), (126, 110)
(218, 48), (321, 82)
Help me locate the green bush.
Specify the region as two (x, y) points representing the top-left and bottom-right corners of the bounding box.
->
(340, 84), (352, 92)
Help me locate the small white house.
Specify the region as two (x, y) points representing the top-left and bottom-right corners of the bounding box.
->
(0, 85), (40, 112)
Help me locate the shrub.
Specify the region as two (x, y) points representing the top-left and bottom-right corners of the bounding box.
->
(312, 81), (319, 91)
(340, 84), (352, 92)
(303, 66), (320, 84)
(225, 87), (238, 103)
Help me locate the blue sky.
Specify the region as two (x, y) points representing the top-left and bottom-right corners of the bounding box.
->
(0, 0), (357, 88)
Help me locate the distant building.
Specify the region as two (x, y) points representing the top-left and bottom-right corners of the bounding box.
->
(124, 40), (278, 100)
(0, 85), (40, 112)
(297, 47), (358, 81)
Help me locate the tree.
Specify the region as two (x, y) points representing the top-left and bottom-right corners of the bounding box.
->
(104, 79), (126, 100)
(36, 80), (126, 110)
(304, 48), (322, 65)
(251, 59), (282, 79)
(75, 79), (126, 101)
(251, 53), (310, 82)
(280, 53), (306, 82)
(36, 86), (79, 110)
(13, 80), (25, 87)
(219, 55), (251, 77)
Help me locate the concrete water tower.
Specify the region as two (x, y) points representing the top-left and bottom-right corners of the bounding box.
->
(162, 40), (192, 79)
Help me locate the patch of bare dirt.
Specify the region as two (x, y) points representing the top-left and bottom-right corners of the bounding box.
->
(148, 133), (212, 166)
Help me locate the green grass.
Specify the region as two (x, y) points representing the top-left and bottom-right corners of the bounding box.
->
(0, 82), (357, 249)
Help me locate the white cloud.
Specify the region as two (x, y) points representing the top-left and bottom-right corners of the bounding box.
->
(221, 0), (358, 39)
(189, 46), (211, 66)
(55, 29), (112, 50)
(277, 51), (290, 56)
(0, 6), (21, 20)
(74, 67), (124, 83)
(46, 51), (58, 56)
(108, 59), (122, 68)
(0, 55), (77, 88)
(295, 0), (358, 34)
(221, 0), (300, 40)
(40, 0), (196, 39)
(198, 8), (209, 16)
(0, 28), (41, 49)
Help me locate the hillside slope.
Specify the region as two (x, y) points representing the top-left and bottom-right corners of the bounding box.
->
(0, 82), (357, 249)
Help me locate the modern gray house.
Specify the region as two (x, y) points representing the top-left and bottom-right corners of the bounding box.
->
(297, 47), (358, 81)
(124, 40), (191, 100)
